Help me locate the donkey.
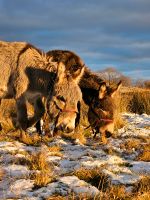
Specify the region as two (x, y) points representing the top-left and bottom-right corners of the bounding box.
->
(0, 41), (84, 133)
(46, 50), (121, 142)
(85, 81), (122, 144)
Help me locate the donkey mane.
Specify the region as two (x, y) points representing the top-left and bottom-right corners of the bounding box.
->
(47, 50), (104, 88)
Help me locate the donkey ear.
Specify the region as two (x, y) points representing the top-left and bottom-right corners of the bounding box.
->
(72, 66), (85, 83)
(57, 62), (66, 83)
(110, 81), (122, 98)
(99, 82), (107, 99)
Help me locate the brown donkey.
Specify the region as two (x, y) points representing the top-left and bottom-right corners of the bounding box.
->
(46, 50), (121, 142)
(86, 81), (122, 144)
(0, 41), (84, 132)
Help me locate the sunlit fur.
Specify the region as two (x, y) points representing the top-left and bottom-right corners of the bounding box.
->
(0, 41), (83, 132)
(46, 50), (121, 140)
(46, 63), (84, 133)
(87, 82), (121, 143)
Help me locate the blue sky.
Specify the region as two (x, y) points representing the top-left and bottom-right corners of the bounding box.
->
(0, 0), (150, 80)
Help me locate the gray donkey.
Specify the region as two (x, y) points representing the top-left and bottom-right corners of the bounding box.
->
(0, 41), (84, 132)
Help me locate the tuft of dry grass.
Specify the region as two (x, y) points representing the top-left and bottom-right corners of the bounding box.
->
(48, 145), (63, 157)
(132, 176), (150, 195)
(48, 145), (62, 152)
(132, 192), (150, 200)
(136, 144), (150, 162)
(73, 167), (110, 192)
(120, 87), (150, 114)
(0, 132), (11, 142)
(120, 139), (141, 154)
(19, 131), (42, 146)
(114, 113), (126, 131)
(98, 184), (127, 200)
(27, 152), (50, 172)
(27, 151), (54, 188)
(32, 171), (54, 188)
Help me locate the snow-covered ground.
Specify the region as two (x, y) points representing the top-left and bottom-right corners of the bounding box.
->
(0, 113), (149, 199)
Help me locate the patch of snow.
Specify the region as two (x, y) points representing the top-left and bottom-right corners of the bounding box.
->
(4, 164), (30, 178)
(59, 176), (100, 197)
(10, 179), (34, 194)
(81, 160), (106, 168)
(103, 169), (139, 185)
(130, 161), (150, 175)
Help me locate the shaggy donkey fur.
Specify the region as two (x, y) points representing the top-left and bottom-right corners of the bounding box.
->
(0, 41), (84, 132)
(46, 50), (121, 142)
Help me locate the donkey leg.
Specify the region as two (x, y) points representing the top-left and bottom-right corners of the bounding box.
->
(16, 96), (28, 131)
(35, 120), (42, 135)
(100, 131), (107, 144)
(28, 97), (45, 128)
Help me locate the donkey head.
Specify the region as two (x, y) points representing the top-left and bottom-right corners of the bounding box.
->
(47, 62), (84, 133)
(89, 81), (122, 136)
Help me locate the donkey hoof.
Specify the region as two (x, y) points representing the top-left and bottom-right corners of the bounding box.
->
(101, 136), (108, 145)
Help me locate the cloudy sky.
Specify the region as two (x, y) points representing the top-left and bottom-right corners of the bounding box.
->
(0, 0), (150, 80)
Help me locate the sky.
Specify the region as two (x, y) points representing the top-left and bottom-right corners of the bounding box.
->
(0, 0), (150, 80)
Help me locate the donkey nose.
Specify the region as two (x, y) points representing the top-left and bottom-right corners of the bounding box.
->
(56, 124), (65, 131)
(65, 126), (74, 133)
(56, 124), (74, 133)
(105, 131), (113, 138)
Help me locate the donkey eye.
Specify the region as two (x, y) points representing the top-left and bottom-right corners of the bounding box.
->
(57, 95), (65, 102)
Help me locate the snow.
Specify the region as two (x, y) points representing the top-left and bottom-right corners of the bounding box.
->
(0, 113), (150, 199)
(58, 176), (100, 197)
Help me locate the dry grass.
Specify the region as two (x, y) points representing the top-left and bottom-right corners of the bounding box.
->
(19, 131), (42, 146)
(0, 132), (12, 142)
(48, 145), (63, 157)
(120, 87), (150, 114)
(48, 145), (62, 152)
(120, 139), (141, 153)
(46, 196), (67, 200)
(27, 152), (50, 171)
(97, 185), (127, 200)
(32, 171), (54, 188)
(114, 114), (126, 131)
(136, 144), (150, 162)
(27, 151), (54, 188)
(132, 192), (150, 200)
(73, 167), (110, 192)
(132, 176), (150, 195)
(0, 168), (5, 181)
